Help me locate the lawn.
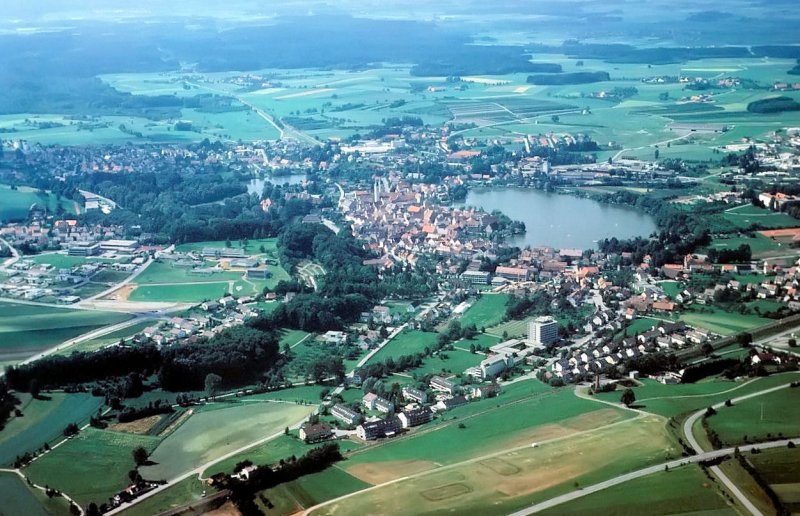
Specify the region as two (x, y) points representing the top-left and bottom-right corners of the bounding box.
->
(0, 302), (132, 364)
(0, 471), (73, 516)
(406, 348), (483, 376)
(660, 281), (682, 299)
(174, 238), (279, 256)
(30, 253), (117, 269)
(24, 428), (161, 507)
(620, 317), (661, 337)
(0, 184), (76, 221)
(366, 330), (439, 365)
(459, 294), (510, 329)
(705, 386), (800, 446)
(0, 392), (103, 466)
(721, 206), (797, 230)
(677, 306), (770, 336)
(140, 402), (313, 480)
(127, 282), (231, 303)
(706, 234), (785, 259)
(245, 384), (326, 404)
(537, 464), (734, 516)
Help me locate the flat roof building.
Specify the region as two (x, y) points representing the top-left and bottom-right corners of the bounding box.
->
(529, 316), (559, 347)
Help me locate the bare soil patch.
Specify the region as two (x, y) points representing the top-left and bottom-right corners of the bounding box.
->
(347, 459), (436, 484)
(107, 415), (161, 435)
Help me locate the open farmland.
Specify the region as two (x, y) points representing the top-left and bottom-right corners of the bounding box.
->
(676, 306), (770, 336)
(705, 386), (800, 446)
(0, 392), (103, 466)
(140, 402), (313, 480)
(24, 428), (161, 507)
(748, 447), (800, 514)
(596, 372), (800, 418)
(0, 302), (132, 365)
(0, 471), (73, 516)
(316, 414), (673, 516)
(0, 184), (77, 221)
(117, 476), (207, 516)
(537, 464), (734, 516)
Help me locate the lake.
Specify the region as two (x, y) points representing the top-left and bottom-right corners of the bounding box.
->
(247, 173), (307, 197)
(462, 188), (657, 250)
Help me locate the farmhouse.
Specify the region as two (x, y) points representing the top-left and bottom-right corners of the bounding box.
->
(323, 331), (348, 345)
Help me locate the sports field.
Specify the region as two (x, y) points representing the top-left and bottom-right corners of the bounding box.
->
(24, 428), (161, 507)
(140, 402), (313, 480)
(705, 387), (800, 446)
(537, 464), (734, 516)
(0, 302), (132, 365)
(458, 294), (510, 329)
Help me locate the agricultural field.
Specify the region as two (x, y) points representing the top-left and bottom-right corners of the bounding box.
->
(597, 372), (800, 418)
(317, 414), (673, 516)
(366, 330), (439, 365)
(748, 447), (800, 514)
(344, 382), (632, 471)
(24, 428), (161, 507)
(720, 205), (798, 231)
(458, 294), (510, 329)
(140, 402), (313, 480)
(676, 306), (770, 336)
(52, 321), (154, 356)
(0, 471), (73, 516)
(0, 392), (103, 466)
(705, 233), (787, 259)
(257, 466), (371, 514)
(537, 464), (734, 516)
(0, 302), (132, 366)
(0, 183), (77, 221)
(705, 387), (800, 446)
(118, 475), (207, 516)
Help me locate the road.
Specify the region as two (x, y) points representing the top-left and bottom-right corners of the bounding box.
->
(0, 236), (20, 268)
(80, 255), (155, 303)
(682, 376), (800, 516)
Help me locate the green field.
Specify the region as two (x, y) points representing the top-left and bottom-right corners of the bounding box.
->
(748, 447), (800, 514)
(706, 233), (786, 259)
(706, 387), (800, 446)
(598, 373), (800, 418)
(537, 464), (734, 516)
(128, 282), (231, 302)
(117, 475), (207, 516)
(0, 302), (132, 366)
(677, 306), (770, 336)
(24, 428), (161, 507)
(458, 294), (510, 329)
(53, 321), (154, 356)
(0, 392), (104, 466)
(406, 348), (483, 376)
(0, 184), (77, 221)
(721, 205), (799, 231)
(0, 471), (72, 516)
(258, 466), (371, 514)
(140, 402), (313, 480)
(660, 281), (682, 299)
(346, 381), (626, 468)
(134, 260), (243, 284)
(366, 330), (439, 365)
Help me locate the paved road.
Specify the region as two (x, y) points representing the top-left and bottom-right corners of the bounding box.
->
(0, 236), (20, 268)
(80, 255), (155, 303)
